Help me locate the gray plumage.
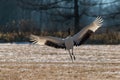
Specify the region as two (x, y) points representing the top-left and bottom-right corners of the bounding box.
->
(30, 17), (103, 61)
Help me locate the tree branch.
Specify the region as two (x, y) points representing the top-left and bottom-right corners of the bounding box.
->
(17, 0), (72, 10)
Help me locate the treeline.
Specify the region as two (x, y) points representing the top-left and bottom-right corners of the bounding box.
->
(0, 21), (120, 44)
(0, 0), (120, 44)
(0, 0), (120, 32)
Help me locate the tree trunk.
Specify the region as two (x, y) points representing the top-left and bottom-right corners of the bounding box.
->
(74, 0), (79, 33)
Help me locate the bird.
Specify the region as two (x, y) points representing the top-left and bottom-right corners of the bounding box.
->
(30, 17), (103, 61)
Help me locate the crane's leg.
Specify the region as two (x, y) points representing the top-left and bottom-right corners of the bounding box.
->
(68, 50), (73, 61)
(72, 48), (76, 60)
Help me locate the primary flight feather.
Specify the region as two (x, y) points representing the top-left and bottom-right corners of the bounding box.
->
(30, 17), (103, 61)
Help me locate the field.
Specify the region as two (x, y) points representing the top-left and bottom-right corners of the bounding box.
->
(0, 43), (120, 80)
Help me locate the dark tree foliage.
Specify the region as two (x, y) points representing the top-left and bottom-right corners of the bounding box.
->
(0, 0), (120, 33)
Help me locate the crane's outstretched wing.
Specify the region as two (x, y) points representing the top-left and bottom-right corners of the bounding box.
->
(73, 17), (103, 46)
(30, 35), (66, 49)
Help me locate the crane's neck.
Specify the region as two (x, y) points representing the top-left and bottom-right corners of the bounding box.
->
(67, 28), (72, 36)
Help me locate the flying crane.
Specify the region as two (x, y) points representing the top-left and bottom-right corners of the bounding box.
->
(30, 17), (103, 61)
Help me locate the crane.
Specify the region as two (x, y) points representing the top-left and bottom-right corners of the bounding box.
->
(30, 17), (103, 61)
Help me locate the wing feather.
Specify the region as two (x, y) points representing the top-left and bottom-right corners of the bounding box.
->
(73, 16), (103, 46)
(30, 35), (66, 49)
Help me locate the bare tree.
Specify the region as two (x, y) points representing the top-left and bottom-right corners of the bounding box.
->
(17, 0), (81, 33)
(17, 0), (120, 32)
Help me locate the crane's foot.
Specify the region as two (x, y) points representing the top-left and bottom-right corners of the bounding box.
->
(70, 55), (73, 62)
(73, 56), (76, 60)
(71, 56), (75, 62)
(71, 52), (76, 60)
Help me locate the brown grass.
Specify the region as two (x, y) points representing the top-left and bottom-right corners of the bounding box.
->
(0, 31), (120, 44)
(0, 62), (120, 80)
(90, 31), (120, 44)
(0, 44), (120, 80)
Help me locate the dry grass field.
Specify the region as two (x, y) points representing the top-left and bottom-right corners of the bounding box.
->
(0, 43), (120, 80)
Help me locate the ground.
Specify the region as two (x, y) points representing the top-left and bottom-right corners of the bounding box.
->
(0, 43), (120, 80)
